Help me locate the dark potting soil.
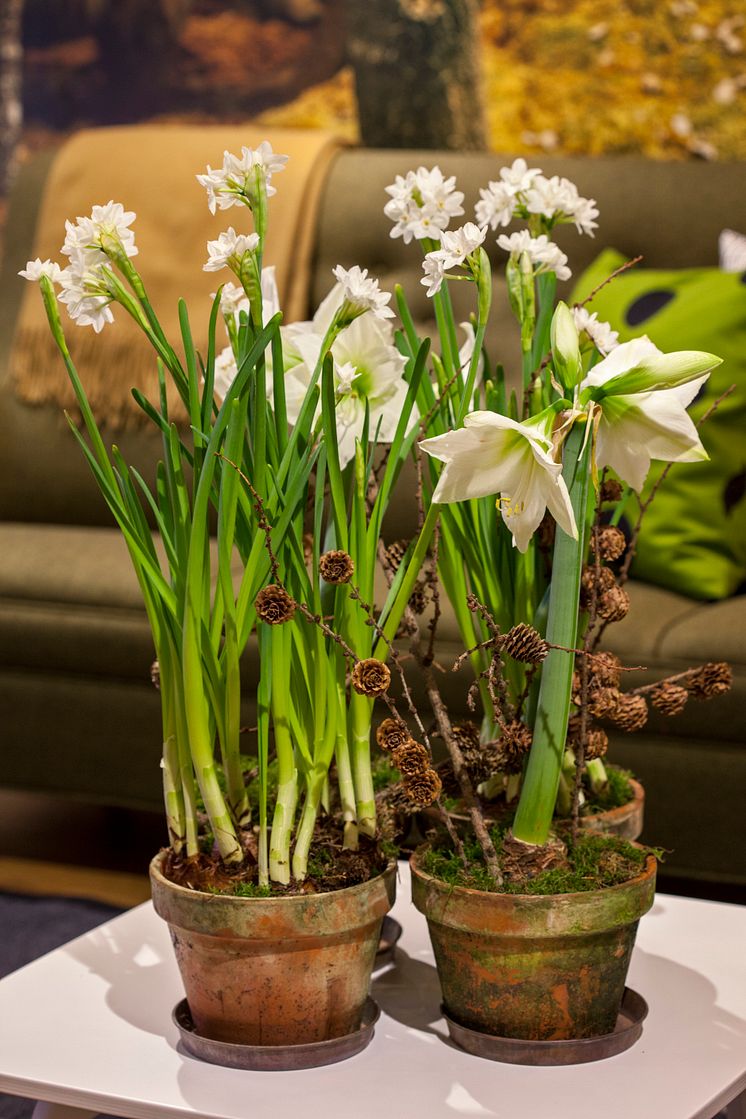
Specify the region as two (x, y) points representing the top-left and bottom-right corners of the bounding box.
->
(421, 832), (657, 896)
(162, 826), (389, 897)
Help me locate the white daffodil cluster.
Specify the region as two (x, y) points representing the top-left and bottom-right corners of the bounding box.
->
(421, 222), (487, 296)
(384, 166), (465, 243)
(25, 201), (139, 332)
(475, 158), (599, 236)
(572, 306), (619, 355)
(497, 230), (571, 282)
(196, 141), (288, 215)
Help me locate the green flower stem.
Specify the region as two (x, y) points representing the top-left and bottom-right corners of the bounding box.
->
(335, 729), (358, 848)
(376, 503), (440, 656)
(268, 625), (298, 884)
(586, 758), (608, 794)
(291, 768), (326, 880)
(170, 656), (200, 859)
(512, 420), (591, 846)
(350, 692), (376, 838)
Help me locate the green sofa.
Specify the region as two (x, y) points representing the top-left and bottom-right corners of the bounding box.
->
(0, 134), (744, 891)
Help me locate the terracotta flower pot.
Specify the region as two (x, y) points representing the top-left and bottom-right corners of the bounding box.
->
(410, 845), (656, 1042)
(150, 854), (396, 1047)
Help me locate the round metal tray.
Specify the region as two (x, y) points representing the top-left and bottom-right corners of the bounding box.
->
(173, 996), (381, 1071)
(443, 987), (648, 1065)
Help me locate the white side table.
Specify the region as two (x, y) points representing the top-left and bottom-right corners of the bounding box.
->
(0, 861), (744, 1119)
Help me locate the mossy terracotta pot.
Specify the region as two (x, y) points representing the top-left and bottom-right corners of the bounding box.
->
(418, 778), (645, 843)
(150, 854), (396, 1047)
(410, 846), (656, 1043)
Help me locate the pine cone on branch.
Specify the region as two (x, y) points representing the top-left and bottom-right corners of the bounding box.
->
(319, 550), (354, 584)
(503, 623), (549, 664)
(351, 658), (391, 696)
(650, 682), (689, 716)
(608, 694), (649, 732)
(391, 740), (431, 777)
(255, 584), (296, 624)
(686, 662), (733, 699)
(403, 767), (442, 808)
(376, 718), (411, 753)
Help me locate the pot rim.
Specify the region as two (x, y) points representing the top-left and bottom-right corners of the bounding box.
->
(149, 851), (397, 909)
(410, 843), (657, 906)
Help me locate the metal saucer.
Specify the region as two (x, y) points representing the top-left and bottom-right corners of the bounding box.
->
(173, 996), (381, 1071)
(375, 916), (403, 966)
(443, 987), (649, 1066)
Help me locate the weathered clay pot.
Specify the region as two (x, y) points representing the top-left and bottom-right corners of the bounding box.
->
(418, 777), (645, 843)
(410, 845), (656, 1042)
(150, 855), (396, 1047)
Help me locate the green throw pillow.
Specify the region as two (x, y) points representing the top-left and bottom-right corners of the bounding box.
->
(571, 248), (746, 600)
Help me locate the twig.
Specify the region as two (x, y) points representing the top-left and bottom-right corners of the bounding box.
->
(575, 255), (643, 309)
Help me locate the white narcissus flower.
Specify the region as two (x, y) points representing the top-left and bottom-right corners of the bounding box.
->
(498, 157), (542, 193)
(62, 201), (138, 261)
(475, 159), (542, 230)
(332, 264), (395, 322)
(458, 321), (485, 380)
(197, 142), (288, 213)
(420, 411), (577, 553)
(384, 166), (465, 243)
(497, 231), (571, 281)
(421, 222), (487, 296)
(213, 345), (239, 399)
(204, 229), (260, 273)
(57, 263), (115, 332)
(523, 175), (599, 237)
(579, 337), (721, 492)
(572, 307), (619, 354)
(212, 266), (280, 323)
(19, 259), (63, 283)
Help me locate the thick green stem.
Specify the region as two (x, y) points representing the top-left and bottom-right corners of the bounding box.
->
(268, 628), (298, 883)
(587, 757), (609, 794)
(291, 770), (326, 880)
(512, 421), (591, 846)
(350, 693), (376, 837)
(335, 732), (358, 848)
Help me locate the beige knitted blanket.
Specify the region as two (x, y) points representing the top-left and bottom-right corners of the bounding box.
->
(11, 124), (342, 428)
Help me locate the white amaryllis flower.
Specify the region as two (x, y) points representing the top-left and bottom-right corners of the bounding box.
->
(458, 321), (485, 380)
(579, 337), (721, 492)
(332, 264), (395, 322)
(384, 166), (465, 243)
(18, 258), (63, 283)
(213, 345), (239, 399)
(572, 307), (619, 354)
(197, 142), (288, 213)
(421, 222), (487, 296)
(497, 230), (571, 281)
(204, 229), (260, 273)
(62, 201), (138, 261)
(420, 411), (577, 552)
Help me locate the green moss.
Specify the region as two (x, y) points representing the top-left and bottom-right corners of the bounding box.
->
(305, 847), (333, 879)
(421, 830), (656, 896)
(372, 753), (400, 792)
(582, 766), (634, 813)
(228, 881), (273, 898)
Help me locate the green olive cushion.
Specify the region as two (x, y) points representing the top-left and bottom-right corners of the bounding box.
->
(571, 249), (746, 601)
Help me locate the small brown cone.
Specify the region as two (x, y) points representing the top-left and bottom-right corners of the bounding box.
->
(585, 727), (609, 760)
(391, 740), (431, 777)
(319, 549), (354, 584)
(408, 583), (428, 615)
(588, 651), (623, 689)
(496, 720), (533, 774)
(383, 539), (408, 574)
(597, 585), (631, 623)
(503, 623), (549, 664)
(650, 682), (689, 716)
(687, 661), (733, 699)
(601, 478), (624, 503)
(351, 658), (391, 696)
(403, 767), (443, 808)
(579, 564), (616, 609)
(610, 694), (649, 732)
(376, 718), (410, 753)
(596, 525), (627, 562)
(255, 584), (296, 624)
(589, 686), (623, 720)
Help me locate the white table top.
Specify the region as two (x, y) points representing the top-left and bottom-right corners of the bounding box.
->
(0, 861), (744, 1119)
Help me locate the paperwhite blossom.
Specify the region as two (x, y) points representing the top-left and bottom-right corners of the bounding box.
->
(523, 175), (598, 236)
(499, 157), (543, 193)
(579, 337), (719, 491)
(215, 281), (251, 319)
(57, 263), (115, 332)
(420, 410), (577, 552)
(332, 264), (395, 322)
(384, 166), (465, 243)
(204, 229), (260, 273)
(475, 159), (542, 229)
(18, 258), (63, 284)
(572, 307), (619, 354)
(62, 201), (138, 261)
(197, 142), (288, 213)
(213, 267), (280, 323)
(497, 231), (572, 281)
(421, 222), (486, 296)
(458, 321), (485, 380)
(213, 345), (239, 399)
